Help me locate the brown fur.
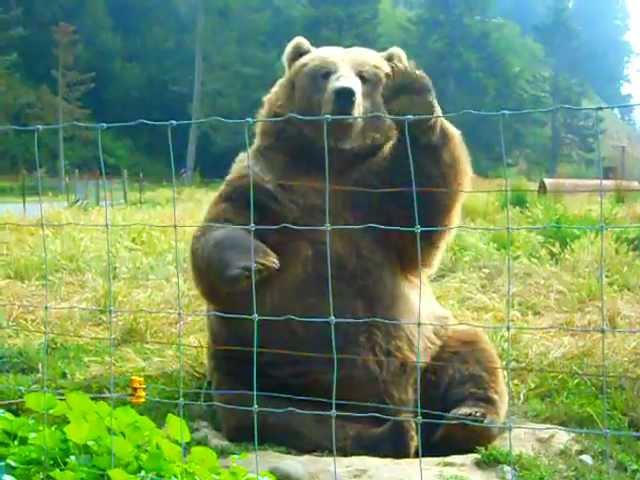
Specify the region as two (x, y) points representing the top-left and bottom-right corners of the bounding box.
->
(190, 37), (508, 458)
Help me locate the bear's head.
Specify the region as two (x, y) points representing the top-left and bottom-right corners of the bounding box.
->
(258, 36), (410, 151)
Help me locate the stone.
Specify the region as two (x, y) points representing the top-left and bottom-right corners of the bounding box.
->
(191, 420), (233, 451)
(497, 465), (518, 480)
(578, 454), (594, 466)
(268, 460), (310, 480)
(210, 422), (576, 480)
(494, 422), (576, 456)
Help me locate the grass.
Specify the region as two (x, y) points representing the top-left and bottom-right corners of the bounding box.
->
(1, 176), (640, 478)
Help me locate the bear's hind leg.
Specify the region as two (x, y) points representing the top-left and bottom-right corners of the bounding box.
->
(419, 328), (508, 456)
(215, 392), (417, 458)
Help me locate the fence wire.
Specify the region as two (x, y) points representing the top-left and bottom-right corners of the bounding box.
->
(499, 114), (515, 471)
(1, 101), (640, 479)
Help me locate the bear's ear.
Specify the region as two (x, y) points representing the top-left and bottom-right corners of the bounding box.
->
(380, 46), (409, 67)
(282, 36), (314, 72)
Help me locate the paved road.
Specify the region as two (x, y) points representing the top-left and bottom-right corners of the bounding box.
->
(0, 201), (67, 218)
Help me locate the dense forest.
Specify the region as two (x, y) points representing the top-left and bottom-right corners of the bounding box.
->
(0, 0), (636, 180)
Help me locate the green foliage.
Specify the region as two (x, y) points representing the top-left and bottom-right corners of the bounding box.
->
(613, 224), (640, 253)
(301, 0), (379, 47)
(477, 445), (560, 479)
(0, 0), (634, 180)
(477, 441), (640, 480)
(1, 184), (640, 479)
(522, 197), (599, 257)
(522, 372), (640, 479)
(376, 0), (414, 47)
(499, 176), (532, 210)
(459, 187), (625, 262)
(0, 391), (276, 480)
(571, 0), (633, 108)
(410, 1), (557, 175)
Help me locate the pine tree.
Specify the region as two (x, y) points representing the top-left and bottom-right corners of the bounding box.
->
(51, 22), (95, 191)
(571, 0), (632, 110)
(301, 0), (379, 46)
(535, 1), (597, 176)
(377, 0), (415, 49)
(411, 0), (551, 173)
(184, 0), (204, 184)
(0, 6), (22, 88)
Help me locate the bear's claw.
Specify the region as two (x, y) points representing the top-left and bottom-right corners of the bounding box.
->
(449, 405), (491, 424)
(229, 254), (280, 288)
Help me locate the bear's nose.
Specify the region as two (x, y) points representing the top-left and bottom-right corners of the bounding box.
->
(333, 87), (356, 115)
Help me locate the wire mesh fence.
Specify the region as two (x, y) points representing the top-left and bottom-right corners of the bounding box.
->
(0, 169), (148, 216)
(1, 102), (640, 479)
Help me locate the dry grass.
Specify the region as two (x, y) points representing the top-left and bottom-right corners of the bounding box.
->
(1, 186), (212, 408)
(1, 178), (640, 476)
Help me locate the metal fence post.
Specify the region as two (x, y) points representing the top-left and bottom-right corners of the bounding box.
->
(123, 169), (129, 205)
(138, 171), (144, 205)
(73, 169), (80, 202)
(21, 170), (27, 216)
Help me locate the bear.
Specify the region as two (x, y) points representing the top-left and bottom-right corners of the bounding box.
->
(190, 35), (508, 458)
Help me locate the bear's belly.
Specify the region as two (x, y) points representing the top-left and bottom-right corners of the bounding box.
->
(259, 228), (406, 317)
(210, 228), (447, 404)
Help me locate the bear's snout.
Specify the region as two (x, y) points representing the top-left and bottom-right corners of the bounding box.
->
(324, 71), (363, 118)
(333, 87), (356, 116)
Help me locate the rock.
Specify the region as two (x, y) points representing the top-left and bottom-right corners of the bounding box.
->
(494, 422), (576, 456)
(191, 420), (233, 451)
(212, 422), (576, 480)
(497, 465), (518, 480)
(578, 454), (594, 466)
(268, 460), (309, 480)
(225, 452), (497, 480)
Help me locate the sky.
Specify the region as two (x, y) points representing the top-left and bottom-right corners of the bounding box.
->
(624, 0), (640, 111)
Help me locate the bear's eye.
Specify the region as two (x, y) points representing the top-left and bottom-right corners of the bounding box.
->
(357, 72), (369, 84)
(319, 69), (333, 81)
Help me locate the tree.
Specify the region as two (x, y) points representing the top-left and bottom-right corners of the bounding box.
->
(571, 0), (632, 111)
(377, 0), (415, 49)
(0, 5), (22, 92)
(51, 21), (95, 190)
(494, 0), (551, 33)
(0, 5), (28, 173)
(184, 0), (204, 184)
(535, 1), (595, 176)
(193, 0), (304, 178)
(0, 0), (634, 179)
(300, 0), (380, 46)
(410, 0), (552, 174)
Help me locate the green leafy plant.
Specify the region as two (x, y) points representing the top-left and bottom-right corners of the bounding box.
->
(0, 391), (275, 480)
(522, 197), (599, 258)
(499, 176), (532, 211)
(477, 445), (559, 480)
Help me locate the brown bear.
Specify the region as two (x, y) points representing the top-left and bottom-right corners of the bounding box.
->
(190, 36), (508, 458)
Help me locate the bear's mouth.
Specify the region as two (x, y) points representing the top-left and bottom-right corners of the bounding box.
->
(333, 107), (356, 118)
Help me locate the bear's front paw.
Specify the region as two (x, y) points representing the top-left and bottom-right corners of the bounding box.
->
(198, 227), (280, 293)
(225, 246), (280, 290)
(383, 64), (440, 119)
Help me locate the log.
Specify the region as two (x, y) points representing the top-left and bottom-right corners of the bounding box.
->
(538, 178), (640, 195)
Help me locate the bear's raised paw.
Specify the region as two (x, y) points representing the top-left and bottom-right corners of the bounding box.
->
(383, 64), (440, 119)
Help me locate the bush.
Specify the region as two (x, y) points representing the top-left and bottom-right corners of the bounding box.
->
(0, 391), (275, 480)
(499, 176), (532, 211)
(523, 197), (599, 257)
